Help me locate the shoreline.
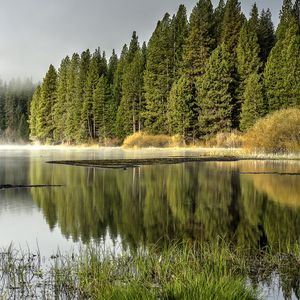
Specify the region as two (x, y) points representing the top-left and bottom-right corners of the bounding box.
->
(0, 144), (300, 161)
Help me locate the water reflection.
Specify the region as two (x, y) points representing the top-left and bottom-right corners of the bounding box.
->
(28, 160), (300, 251)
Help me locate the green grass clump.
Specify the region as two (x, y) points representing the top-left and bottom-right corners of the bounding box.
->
(74, 242), (257, 300)
(244, 108), (300, 154)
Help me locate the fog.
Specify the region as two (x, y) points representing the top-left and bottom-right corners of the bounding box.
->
(0, 0), (282, 82)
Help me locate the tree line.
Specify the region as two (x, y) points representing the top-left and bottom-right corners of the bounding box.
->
(0, 79), (35, 142)
(29, 0), (300, 144)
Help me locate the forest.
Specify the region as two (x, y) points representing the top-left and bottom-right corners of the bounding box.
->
(26, 0), (300, 145)
(0, 79), (35, 142)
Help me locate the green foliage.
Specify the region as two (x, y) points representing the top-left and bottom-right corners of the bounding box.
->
(65, 53), (80, 143)
(144, 14), (174, 134)
(264, 19), (300, 111)
(36, 65), (57, 143)
(171, 4), (188, 79)
(257, 9), (275, 62)
(212, 0), (226, 46)
(183, 0), (214, 78)
(27, 0), (300, 145)
(221, 0), (245, 64)
(29, 85), (41, 140)
(53, 56), (70, 142)
(236, 23), (262, 126)
(116, 49), (145, 138)
(240, 73), (266, 131)
(276, 0), (295, 39)
(167, 76), (194, 140)
(197, 45), (233, 136)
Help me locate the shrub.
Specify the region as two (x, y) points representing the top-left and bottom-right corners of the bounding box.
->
(203, 131), (243, 148)
(122, 132), (183, 148)
(244, 108), (300, 154)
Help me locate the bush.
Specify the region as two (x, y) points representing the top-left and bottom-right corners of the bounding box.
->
(203, 131), (243, 148)
(123, 132), (183, 148)
(244, 108), (300, 154)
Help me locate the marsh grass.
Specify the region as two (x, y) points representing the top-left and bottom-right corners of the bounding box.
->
(1, 241), (300, 299)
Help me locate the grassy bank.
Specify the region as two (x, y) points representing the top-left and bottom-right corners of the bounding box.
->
(1, 241), (300, 299)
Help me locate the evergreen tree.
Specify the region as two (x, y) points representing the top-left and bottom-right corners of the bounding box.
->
(36, 65), (57, 143)
(93, 76), (111, 141)
(167, 76), (193, 141)
(264, 18), (300, 111)
(276, 0), (294, 39)
(107, 50), (118, 85)
(74, 50), (91, 143)
(221, 0), (245, 128)
(257, 9), (275, 62)
(197, 44), (233, 136)
(80, 51), (101, 140)
(183, 0), (214, 78)
(248, 3), (259, 34)
(29, 85), (41, 141)
(144, 13), (174, 134)
(236, 23), (262, 127)
(171, 4), (188, 79)
(240, 73), (266, 131)
(116, 50), (145, 137)
(65, 53), (80, 143)
(212, 0), (225, 47)
(294, 0), (300, 24)
(221, 0), (245, 63)
(53, 56), (70, 142)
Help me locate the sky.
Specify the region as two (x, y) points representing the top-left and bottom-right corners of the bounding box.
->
(0, 0), (283, 82)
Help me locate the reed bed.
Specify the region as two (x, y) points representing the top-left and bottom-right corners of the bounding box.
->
(0, 241), (300, 299)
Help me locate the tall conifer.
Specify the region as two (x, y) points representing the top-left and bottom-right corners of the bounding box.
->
(197, 45), (233, 136)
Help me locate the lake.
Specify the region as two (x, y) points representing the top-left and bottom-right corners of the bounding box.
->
(0, 146), (300, 299)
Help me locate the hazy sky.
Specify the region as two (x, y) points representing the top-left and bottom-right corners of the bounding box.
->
(0, 0), (283, 82)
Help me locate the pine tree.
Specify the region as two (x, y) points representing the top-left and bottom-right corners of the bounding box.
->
(248, 3), (259, 34)
(183, 0), (214, 78)
(65, 53), (80, 143)
(93, 76), (111, 141)
(167, 76), (193, 141)
(240, 73), (266, 131)
(264, 17), (300, 111)
(74, 50), (91, 143)
(116, 50), (145, 138)
(107, 50), (118, 85)
(221, 0), (245, 63)
(221, 0), (245, 128)
(53, 56), (70, 142)
(236, 23), (262, 127)
(197, 44), (233, 136)
(29, 85), (41, 141)
(171, 4), (188, 79)
(257, 9), (275, 63)
(80, 51), (101, 140)
(295, 0), (300, 24)
(213, 0), (225, 47)
(36, 65), (57, 143)
(276, 0), (294, 39)
(144, 13), (174, 134)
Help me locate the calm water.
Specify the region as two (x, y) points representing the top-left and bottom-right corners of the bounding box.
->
(0, 146), (300, 299)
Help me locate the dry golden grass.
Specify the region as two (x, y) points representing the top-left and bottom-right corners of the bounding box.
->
(122, 132), (183, 148)
(244, 108), (300, 154)
(202, 131), (243, 148)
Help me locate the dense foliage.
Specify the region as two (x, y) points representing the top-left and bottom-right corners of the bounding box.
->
(29, 0), (300, 144)
(0, 79), (35, 142)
